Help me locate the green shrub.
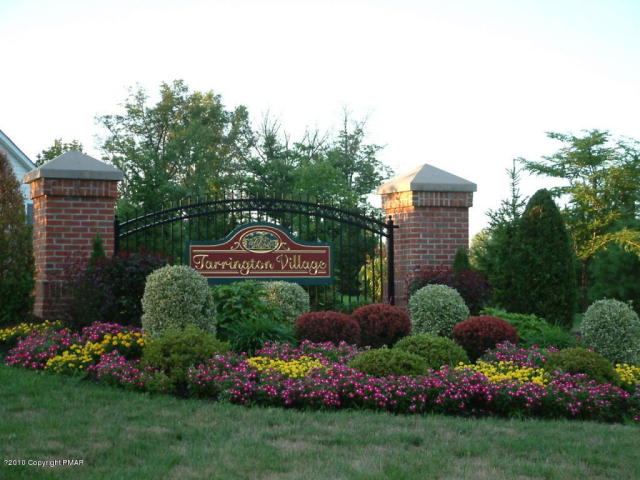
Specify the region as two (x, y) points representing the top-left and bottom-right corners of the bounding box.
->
(141, 265), (216, 338)
(408, 284), (469, 337)
(508, 189), (578, 327)
(581, 299), (640, 365)
(546, 347), (618, 385)
(225, 316), (296, 355)
(393, 334), (468, 369)
(481, 308), (577, 349)
(211, 281), (283, 341)
(261, 281), (309, 324)
(141, 325), (230, 391)
(348, 348), (427, 377)
(0, 151), (34, 327)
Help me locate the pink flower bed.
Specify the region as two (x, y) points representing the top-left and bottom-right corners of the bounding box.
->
(3, 328), (640, 423)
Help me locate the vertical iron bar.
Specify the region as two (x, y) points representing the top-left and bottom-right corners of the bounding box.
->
(113, 215), (120, 255)
(386, 216), (395, 305)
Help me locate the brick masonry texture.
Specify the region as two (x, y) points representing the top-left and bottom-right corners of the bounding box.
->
(28, 177), (119, 320)
(382, 191), (473, 306)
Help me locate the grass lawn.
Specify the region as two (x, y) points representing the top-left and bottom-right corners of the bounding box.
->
(1, 364), (638, 480)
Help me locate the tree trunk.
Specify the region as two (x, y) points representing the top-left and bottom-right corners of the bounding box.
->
(580, 258), (591, 312)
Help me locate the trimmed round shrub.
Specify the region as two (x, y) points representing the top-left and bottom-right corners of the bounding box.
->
(141, 265), (216, 338)
(141, 325), (230, 391)
(351, 303), (411, 348)
(394, 334), (469, 369)
(261, 281), (310, 325)
(546, 347), (618, 385)
(408, 266), (489, 315)
(408, 284), (469, 337)
(348, 348), (427, 377)
(581, 299), (640, 365)
(452, 316), (518, 360)
(295, 311), (360, 345)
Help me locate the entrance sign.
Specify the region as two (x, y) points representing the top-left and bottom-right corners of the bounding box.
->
(188, 222), (333, 284)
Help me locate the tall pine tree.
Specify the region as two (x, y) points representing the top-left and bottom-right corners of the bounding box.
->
(0, 152), (35, 325)
(507, 189), (577, 327)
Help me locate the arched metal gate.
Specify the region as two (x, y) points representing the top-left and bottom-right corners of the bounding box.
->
(114, 193), (396, 310)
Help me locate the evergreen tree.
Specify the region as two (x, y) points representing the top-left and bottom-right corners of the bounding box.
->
(507, 189), (577, 327)
(474, 161), (526, 307)
(0, 152), (35, 326)
(87, 234), (106, 269)
(452, 247), (470, 273)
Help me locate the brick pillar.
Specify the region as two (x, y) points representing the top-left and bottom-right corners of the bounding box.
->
(377, 164), (476, 307)
(23, 151), (123, 320)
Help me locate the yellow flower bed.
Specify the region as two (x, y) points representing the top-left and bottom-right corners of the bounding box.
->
(0, 320), (64, 343)
(455, 361), (549, 386)
(45, 331), (147, 374)
(615, 363), (640, 386)
(247, 356), (325, 378)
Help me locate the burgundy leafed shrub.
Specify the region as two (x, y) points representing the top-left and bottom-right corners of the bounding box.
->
(453, 315), (518, 360)
(408, 266), (490, 315)
(351, 303), (411, 348)
(63, 250), (168, 329)
(295, 311), (361, 345)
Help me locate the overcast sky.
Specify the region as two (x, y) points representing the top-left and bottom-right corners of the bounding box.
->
(2, 0), (639, 238)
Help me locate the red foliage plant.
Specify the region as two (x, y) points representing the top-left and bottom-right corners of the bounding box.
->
(295, 311), (361, 346)
(351, 303), (411, 348)
(408, 266), (490, 315)
(452, 315), (518, 360)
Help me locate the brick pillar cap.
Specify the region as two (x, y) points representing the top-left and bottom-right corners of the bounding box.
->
(22, 150), (124, 183)
(377, 163), (477, 194)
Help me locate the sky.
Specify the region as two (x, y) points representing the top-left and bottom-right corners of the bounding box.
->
(2, 0), (639, 239)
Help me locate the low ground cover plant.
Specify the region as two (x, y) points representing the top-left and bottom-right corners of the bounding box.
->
(2, 319), (639, 423)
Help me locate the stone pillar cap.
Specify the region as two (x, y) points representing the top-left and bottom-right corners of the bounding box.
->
(377, 163), (477, 194)
(23, 150), (124, 183)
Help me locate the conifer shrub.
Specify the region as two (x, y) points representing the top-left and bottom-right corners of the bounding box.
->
(545, 347), (618, 385)
(0, 151), (34, 327)
(452, 315), (518, 361)
(508, 189), (577, 327)
(141, 265), (216, 338)
(408, 284), (469, 337)
(348, 348), (427, 377)
(408, 266), (489, 315)
(393, 334), (469, 369)
(141, 325), (230, 391)
(351, 303), (411, 348)
(581, 299), (640, 365)
(261, 281), (310, 325)
(452, 247), (471, 273)
(295, 311), (361, 345)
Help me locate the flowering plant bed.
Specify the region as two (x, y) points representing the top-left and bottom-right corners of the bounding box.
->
(1, 322), (639, 423)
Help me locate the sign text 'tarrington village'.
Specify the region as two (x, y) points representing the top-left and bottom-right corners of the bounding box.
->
(188, 223), (333, 284)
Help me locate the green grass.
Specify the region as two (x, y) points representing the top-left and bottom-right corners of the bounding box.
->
(1, 364), (638, 480)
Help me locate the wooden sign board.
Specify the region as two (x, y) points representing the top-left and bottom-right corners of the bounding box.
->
(188, 222), (333, 284)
